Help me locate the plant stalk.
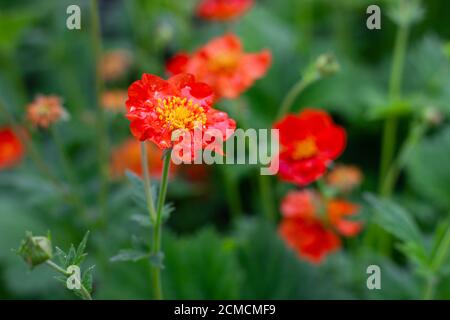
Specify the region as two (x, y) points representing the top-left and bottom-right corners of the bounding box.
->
(151, 150), (171, 300)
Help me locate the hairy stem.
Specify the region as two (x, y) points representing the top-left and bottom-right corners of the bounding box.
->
(46, 260), (92, 300)
(151, 150), (171, 300)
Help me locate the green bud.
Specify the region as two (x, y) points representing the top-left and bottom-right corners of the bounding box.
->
(315, 54), (340, 77)
(18, 232), (53, 268)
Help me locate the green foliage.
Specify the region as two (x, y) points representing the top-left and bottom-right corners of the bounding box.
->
(406, 126), (450, 210)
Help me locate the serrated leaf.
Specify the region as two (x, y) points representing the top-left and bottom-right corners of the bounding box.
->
(76, 231), (90, 260)
(126, 170), (158, 212)
(110, 249), (150, 263)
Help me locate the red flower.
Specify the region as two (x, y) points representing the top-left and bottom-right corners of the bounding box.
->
(166, 34), (271, 100)
(166, 53), (190, 76)
(110, 139), (177, 179)
(197, 0), (254, 21)
(0, 127), (25, 170)
(274, 109), (346, 186)
(279, 190), (361, 264)
(125, 73), (236, 153)
(279, 218), (340, 264)
(327, 200), (362, 237)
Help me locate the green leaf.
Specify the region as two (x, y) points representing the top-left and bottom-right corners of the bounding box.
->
(364, 193), (424, 245)
(110, 249), (150, 263)
(126, 170), (158, 212)
(406, 126), (450, 210)
(162, 228), (241, 299)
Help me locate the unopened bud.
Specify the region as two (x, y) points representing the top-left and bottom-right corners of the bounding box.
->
(18, 232), (53, 268)
(423, 107), (443, 126)
(315, 54), (340, 77)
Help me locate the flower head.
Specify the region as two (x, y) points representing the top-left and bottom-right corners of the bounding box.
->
(26, 95), (67, 128)
(125, 73), (236, 153)
(166, 34), (271, 99)
(0, 127), (24, 170)
(279, 190), (361, 264)
(197, 0), (254, 21)
(102, 90), (127, 113)
(101, 49), (132, 81)
(274, 109), (346, 186)
(326, 164), (363, 193)
(110, 139), (177, 178)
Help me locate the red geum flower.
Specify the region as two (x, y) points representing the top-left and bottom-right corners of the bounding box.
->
(197, 0), (254, 21)
(0, 127), (25, 170)
(125, 73), (236, 154)
(278, 190), (361, 264)
(274, 109), (346, 186)
(327, 199), (362, 237)
(110, 139), (177, 179)
(166, 34), (271, 100)
(26, 95), (68, 129)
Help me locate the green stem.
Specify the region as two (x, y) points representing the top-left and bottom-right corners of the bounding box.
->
(258, 174), (276, 222)
(379, 23), (409, 194)
(277, 72), (319, 119)
(46, 260), (92, 300)
(90, 0), (109, 224)
(422, 221), (450, 300)
(50, 126), (87, 219)
(221, 166), (243, 220)
(140, 142), (157, 223)
(381, 121), (427, 196)
(151, 150), (171, 300)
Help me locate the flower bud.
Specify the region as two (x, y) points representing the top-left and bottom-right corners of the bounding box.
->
(423, 107), (443, 126)
(18, 232), (53, 268)
(315, 54), (340, 77)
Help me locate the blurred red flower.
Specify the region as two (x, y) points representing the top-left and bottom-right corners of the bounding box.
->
(197, 0), (254, 21)
(166, 34), (271, 99)
(101, 49), (132, 81)
(102, 90), (127, 113)
(279, 190), (361, 264)
(110, 139), (177, 179)
(125, 73), (236, 153)
(26, 95), (67, 129)
(326, 164), (363, 193)
(0, 127), (24, 170)
(274, 109), (346, 186)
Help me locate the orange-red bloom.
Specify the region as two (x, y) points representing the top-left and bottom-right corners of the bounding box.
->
(197, 0), (254, 21)
(26, 95), (67, 129)
(166, 34), (271, 99)
(274, 109), (346, 186)
(110, 139), (176, 179)
(326, 164), (363, 193)
(0, 127), (24, 170)
(101, 49), (132, 81)
(102, 90), (127, 113)
(125, 73), (236, 153)
(279, 190), (361, 264)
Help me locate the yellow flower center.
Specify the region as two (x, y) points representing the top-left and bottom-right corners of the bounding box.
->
(209, 53), (239, 73)
(156, 96), (207, 131)
(292, 137), (318, 160)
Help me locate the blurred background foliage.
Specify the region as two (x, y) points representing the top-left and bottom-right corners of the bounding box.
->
(0, 0), (449, 299)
